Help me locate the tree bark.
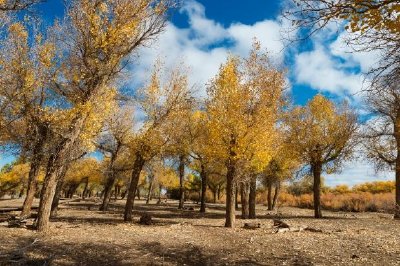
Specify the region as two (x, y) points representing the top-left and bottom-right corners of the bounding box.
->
(313, 163), (323, 218)
(394, 129), (400, 218)
(272, 181), (280, 210)
(235, 183), (239, 210)
(240, 182), (249, 219)
(267, 179), (273, 211)
(146, 174), (154, 204)
(82, 177), (89, 200)
(249, 176), (256, 219)
(99, 151), (119, 211)
(21, 126), (47, 217)
(50, 165), (68, 218)
(124, 154), (145, 222)
(200, 164), (207, 213)
(225, 165), (236, 228)
(178, 154), (185, 209)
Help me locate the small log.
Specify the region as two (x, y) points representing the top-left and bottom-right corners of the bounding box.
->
(243, 222), (261, 229)
(273, 219), (290, 228)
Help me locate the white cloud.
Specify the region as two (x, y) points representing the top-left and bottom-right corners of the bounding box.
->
(294, 46), (364, 95)
(325, 160), (393, 187)
(129, 0), (287, 97)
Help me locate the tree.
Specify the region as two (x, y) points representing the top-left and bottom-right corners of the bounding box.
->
(364, 77), (400, 217)
(207, 43), (285, 228)
(262, 135), (300, 210)
(286, 0), (400, 82)
(35, 0), (175, 232)
(286, 95), (358, 218)
(97, 106), (133, 211)
(123, 65), (193, 222)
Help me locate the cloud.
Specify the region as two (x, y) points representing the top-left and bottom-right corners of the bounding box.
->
(292, 26), (379, 100)
(294, 46), (364, 95)
(325, 160), (393, 187)
(129, 0), (287, 96)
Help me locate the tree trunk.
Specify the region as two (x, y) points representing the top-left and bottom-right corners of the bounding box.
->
(136, 188), (141, 200)
(212, 190), (217, 203)
(21, 126), (47, 217)
(146, 175), (154, 204)
(124, 154), (145, 222)
(99, 152), (119, 211)
(178, 154), (185, 209)
(200, 164), (207, 213)
(157, 184), (162, 204)
(267, 179), (273, 211)
(394, 132), (400, 218)
(225, 166), (236, 228)
(272, 181), (280, 210)
(235, 183), (239, 210)
(313, 163), (323, 218)
(50, 165), (68, 218)
(240, 182), (249, 219)
(249, 176), (256, 219)
(82, 177), (89, 200)
(217, 185), (221, 200)
(36, 116), (85, 232)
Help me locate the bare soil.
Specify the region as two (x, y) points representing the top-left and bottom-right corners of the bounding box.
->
(0, 198), (399, 265)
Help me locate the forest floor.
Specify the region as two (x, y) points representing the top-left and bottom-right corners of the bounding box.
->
(0, 198), (399, 266)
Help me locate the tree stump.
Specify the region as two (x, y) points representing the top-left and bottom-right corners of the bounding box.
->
(139, 214), (152, 225)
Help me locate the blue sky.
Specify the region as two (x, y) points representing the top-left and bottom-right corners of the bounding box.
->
(2, 0), (393, 186)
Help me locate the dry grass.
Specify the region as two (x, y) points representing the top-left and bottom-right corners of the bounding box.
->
(278, 192), (396, 212)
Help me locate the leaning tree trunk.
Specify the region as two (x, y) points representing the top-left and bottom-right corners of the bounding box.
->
(225, 165), (236, 228)
(178, 154), (185, 209)
(100, 152), (119, 211)
(249, 176), (257, 219)
(267, 179), (273, 211)
(124, 154), (145, 222)
(240, 182), (249, 219)
(36, 116), (85, 232)
(313, 163), (323, 218)
(200, 164), (207, 213)
(21, 126), (47, 217)
(50, 165), (68, 218)
(146, 174), (154, 204)
(272, 181), (280, 210)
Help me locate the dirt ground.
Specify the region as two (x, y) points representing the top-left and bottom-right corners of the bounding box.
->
(0, 198), (399, 266)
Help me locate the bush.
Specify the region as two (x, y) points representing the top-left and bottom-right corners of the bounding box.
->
(278, 191), (395, 213)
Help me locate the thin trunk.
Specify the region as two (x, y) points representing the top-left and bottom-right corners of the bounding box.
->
(200, 164), (207, 213)
(267, 179), (273, 211)
(217, 185), (221, 200)
(272, 181), (280, 210)
(136, 188), (141, 200)
(50, 165), (68, 218)
(249, 176), (256, 219)
(99, 151), (119, 211)
(395, 132), (400, 218)
(235, 183), (239, 210)
(225, 165), (236, 228)
(82, 177), (89, 200)
(124, 154), (145, 222)
(313, 163), (323, 218)
(146, 175), (154, 204)
(21, 126), (47, 217)
(213, 190), (217, 203)
(157, 184), (162, 204)
(240, 182), (249, 219)
(178, 154), (185, 209)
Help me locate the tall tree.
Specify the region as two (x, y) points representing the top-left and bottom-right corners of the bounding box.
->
(35, 0), (175, 232)
(286, 95), (358, 218)
(207, 43), (285, 228)
(364, 78), (400, 218)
